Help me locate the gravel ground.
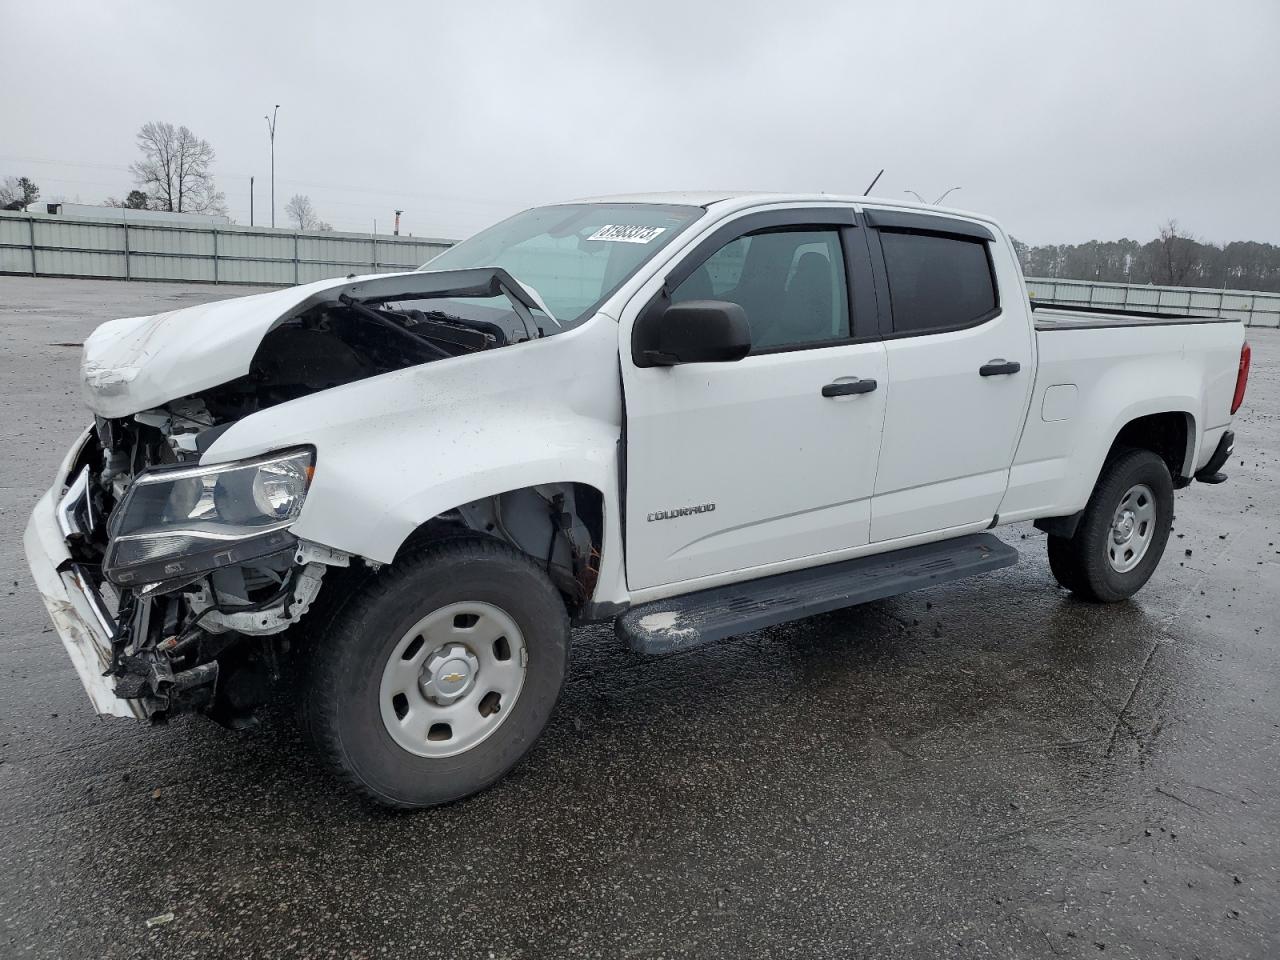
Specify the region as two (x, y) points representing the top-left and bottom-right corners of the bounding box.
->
(1, 276), (1277, 959)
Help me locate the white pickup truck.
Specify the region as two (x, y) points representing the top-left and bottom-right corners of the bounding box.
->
(25, 192), (1251, 808)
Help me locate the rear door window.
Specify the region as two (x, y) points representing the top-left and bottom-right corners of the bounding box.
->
(879, 231), (998, 335)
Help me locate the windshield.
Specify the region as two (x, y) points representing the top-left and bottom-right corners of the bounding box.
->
(420, 203), (703, 328)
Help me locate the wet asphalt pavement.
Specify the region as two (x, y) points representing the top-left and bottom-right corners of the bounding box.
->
(1, 276), (1277, 959)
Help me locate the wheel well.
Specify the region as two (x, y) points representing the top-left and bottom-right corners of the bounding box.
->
(392, 483), (605, 614)
(1035, 411), (1193, 540)
(1110, 412), (1193, 481)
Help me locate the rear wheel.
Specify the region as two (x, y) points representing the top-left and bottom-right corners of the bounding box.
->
(1046, 448), (1174, 603)
(304, 538), (569, 809)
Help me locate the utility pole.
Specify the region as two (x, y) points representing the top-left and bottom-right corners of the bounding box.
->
(264, 105), (279, 228)
(394, 209), (403, 236)
(250, 176), (254, 226)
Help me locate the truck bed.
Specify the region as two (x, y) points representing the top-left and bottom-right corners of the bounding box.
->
(998, 305), (1246, 525)
(1030, 301), (1239, 330)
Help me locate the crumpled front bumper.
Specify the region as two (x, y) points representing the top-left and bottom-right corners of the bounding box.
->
(23, 436), (143, 720)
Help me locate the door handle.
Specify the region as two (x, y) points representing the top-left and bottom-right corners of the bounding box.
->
(822, 379), (878, 397)
(979, 359), (1021, 377)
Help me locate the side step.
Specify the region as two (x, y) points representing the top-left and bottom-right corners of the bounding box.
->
(616, 533), (1018, 655)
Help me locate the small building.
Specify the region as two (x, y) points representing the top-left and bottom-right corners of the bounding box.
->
(40, 202), (231, 227)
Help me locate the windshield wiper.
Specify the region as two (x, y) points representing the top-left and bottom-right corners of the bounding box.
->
(398, 309), (505, 351)
(337, 293), (453, 360)
(336, 266), (556, 341)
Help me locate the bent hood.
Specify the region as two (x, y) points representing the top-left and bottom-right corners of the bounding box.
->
(80, 267), (551, 418)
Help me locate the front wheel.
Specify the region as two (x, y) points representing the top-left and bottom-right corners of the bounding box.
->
(303, 538), (569, 809)
(1046, 448), (1175, 603)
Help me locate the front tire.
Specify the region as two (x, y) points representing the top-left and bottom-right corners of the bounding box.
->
(303, 538), (569, 809)
(1047, 448), (1175, 603)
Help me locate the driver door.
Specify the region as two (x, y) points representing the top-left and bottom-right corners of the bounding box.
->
(620, 208), (888, 593)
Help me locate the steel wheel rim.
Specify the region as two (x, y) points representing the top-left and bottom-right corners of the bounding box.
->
(1107, 483), (1156, 573)
(379, 601), (527, 759)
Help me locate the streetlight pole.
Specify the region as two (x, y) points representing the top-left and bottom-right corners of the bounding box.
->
(264, 105), (279, 228)
(933, 186), (961, 205)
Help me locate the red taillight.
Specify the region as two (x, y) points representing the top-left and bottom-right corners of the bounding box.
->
(1231, 341), (1251, 415)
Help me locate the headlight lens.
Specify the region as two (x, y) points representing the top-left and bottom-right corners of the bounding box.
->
(252, 457), (309, 518)
(103, 448), (314, 586)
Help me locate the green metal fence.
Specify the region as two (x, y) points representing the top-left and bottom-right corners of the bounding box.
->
(0, 210), (453, 286)
(1025, 276), (1280, 328)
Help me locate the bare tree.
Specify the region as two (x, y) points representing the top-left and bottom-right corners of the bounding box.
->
(285, 193), (318, 230)
(0, 176), (40, 211)
(285, 194), (333, 231)
(1150, 219), (1198, 286)
(129, 121), (227, 215)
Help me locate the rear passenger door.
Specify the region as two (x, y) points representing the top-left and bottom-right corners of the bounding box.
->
(864, 210), (1034, 542)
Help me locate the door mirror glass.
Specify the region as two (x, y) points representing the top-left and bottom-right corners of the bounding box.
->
(638, 300), (752, 366)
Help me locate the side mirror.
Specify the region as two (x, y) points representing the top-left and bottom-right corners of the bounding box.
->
(634, 299), (752, 367)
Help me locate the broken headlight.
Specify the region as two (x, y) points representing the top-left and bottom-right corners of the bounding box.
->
(103, 448), (314, 586)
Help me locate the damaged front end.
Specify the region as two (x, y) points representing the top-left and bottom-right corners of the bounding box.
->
(31, 267), (548, 726)
(47, 420), (343, 725)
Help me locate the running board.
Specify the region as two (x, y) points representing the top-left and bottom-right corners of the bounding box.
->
(617, 533), (1018, 655)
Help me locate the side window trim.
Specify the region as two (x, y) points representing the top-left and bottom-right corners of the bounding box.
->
(660, 207), (856, 294)
(865, 225), (1002, 340)
(632, 207), (878, 365)
(857, 223), (893, 339)
(862, 207), (996, 241)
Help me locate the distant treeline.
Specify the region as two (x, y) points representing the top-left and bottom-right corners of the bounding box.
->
(1011, 223), (1280, 293)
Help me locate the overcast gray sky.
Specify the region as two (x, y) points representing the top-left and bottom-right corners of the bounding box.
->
(4, 0), (1278, 245)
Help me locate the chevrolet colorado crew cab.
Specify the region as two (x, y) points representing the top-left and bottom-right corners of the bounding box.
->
(25, 192), (1251, 808)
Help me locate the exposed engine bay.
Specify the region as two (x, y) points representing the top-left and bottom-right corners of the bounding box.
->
(196, 290), (525, 424)
(62, 272), (601, 726)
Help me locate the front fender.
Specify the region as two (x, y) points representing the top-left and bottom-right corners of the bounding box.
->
(203, 314), (622, 565)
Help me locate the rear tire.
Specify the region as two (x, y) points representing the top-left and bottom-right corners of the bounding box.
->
(1046, 448), (1174, 603)
(303, 538), (569, 809)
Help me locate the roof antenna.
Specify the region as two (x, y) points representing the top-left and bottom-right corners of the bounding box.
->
(863, 169), (884, 194)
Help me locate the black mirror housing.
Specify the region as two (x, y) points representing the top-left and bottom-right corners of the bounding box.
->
(634, 299), (752, 367)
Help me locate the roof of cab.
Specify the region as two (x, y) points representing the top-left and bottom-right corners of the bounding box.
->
(556, 190), (1005, 237)
(565, 189), (967, 214)
(563, 190), (755, 207)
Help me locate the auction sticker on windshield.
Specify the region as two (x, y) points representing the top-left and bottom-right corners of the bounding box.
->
(587, 225), (667, 244)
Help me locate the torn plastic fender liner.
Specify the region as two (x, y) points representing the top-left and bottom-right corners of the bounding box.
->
(79, 267), (550, 419)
